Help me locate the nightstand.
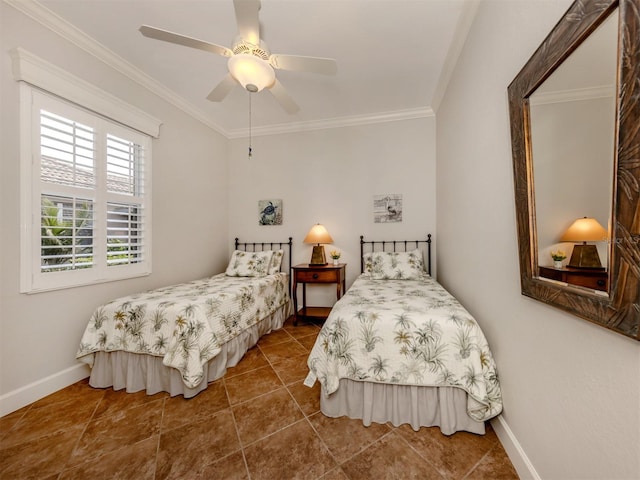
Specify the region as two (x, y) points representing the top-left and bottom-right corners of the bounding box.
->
(539, 266), (608, 292)
(292, 263), (346, 325)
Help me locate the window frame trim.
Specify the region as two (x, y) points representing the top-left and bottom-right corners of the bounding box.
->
(19, 85), (154, 294)
(10, 47), (161, 138)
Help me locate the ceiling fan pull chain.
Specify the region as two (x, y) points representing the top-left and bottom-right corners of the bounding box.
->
(248, 91), (253, 159)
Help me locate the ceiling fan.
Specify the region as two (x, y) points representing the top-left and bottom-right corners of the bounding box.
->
(139, 0), (337, 114)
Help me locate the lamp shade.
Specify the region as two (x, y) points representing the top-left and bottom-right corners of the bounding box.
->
(303, 224), (333, 245)
(228, 54), (275, 93)
(560, 217), (608, 243)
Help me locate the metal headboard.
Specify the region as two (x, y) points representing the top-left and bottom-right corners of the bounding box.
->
(360, 234), (432, 276)
(234, 237), (293, 294)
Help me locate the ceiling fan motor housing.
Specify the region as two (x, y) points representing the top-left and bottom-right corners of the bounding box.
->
(232, 37), (270, 60)
(228, 38), (275, 93)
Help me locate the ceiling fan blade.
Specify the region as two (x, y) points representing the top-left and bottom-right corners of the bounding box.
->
(268, 79), (299, 114)
(207, 74), (238, 102)
(139, 25), (232, 57)
(233, 0), (261, 45)
(269, 54), (337, 75)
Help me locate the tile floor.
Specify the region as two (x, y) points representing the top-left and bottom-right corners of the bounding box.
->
(0, 316), (518, 479)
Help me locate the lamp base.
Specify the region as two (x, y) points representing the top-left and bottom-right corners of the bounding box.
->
(309, 245), (327, 266)
(567, 244), (603, 269)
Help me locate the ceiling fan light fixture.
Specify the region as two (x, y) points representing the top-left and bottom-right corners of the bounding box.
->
(228, 54), (275, 93)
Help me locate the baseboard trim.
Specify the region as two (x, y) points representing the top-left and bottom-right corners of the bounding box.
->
(0, 363), (90, 417)
(491, 415), (541, 480)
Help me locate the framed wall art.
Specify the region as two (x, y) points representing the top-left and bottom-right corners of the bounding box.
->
(258, 199), (282, 225)
(373, 194), (402, 223)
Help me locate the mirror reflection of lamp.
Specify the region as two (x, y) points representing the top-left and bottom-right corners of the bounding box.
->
(560, 217), (608, 269)
(303, 224), (333, 266)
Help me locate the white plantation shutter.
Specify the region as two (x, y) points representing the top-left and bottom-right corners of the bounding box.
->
(40, 110), (95, 189)
(105, 132), (146, 268)
(106, 133), (142, 196)
(107, 202), (144, 266)
(22, 88), (152, 293)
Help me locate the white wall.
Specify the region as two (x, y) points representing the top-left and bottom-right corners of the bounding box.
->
(0, 3), (230, 414)
(436, 1), (640, 479)
(227, 118), (436, 306)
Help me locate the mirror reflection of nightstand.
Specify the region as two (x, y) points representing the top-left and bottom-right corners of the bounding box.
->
(538, 266), (607, 292)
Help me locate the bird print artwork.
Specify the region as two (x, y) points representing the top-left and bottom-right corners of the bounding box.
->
(373, 194), (402, 223)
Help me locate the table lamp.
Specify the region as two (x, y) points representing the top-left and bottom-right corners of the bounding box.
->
(560, 217), (608, 269)
(303, 224), (333, 265)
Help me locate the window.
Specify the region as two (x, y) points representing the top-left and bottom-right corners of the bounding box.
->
(21, 88), (152, 292)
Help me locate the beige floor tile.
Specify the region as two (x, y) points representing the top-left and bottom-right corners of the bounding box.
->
(68, 400), (163, 467)
(320, 466), (350, 480)
(284, 321), (322, 339)
(59, 436), (158, 480)
(0, 425), (84, 480)
(31, 378), (105, 411)
(271, 352), (313, 385)
(162, 379), (228, 431)
(466, 443), (520, 479)
(225, 346), (270, 378)
(0, 405), (30, 441)
(288, 380), (321, 416)
(308, 412), (392, 464)
(296, 333), (320, 351)
(396, 422), (498, 478)
(156, 408), (240, 480)
(259, 339), (308, 363)
(340, 431), (444, 479)
(244, 420), (337, 480)
(1, 396), (97, 449)
(195, 451), (249, 480)
(257, 327), (294, 347)
(224, 365), (283, 405)
(233, 387), (304, 446)
(93, 387), (167, 420)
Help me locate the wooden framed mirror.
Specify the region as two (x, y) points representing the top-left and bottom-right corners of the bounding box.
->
(508, 0), (639, 340)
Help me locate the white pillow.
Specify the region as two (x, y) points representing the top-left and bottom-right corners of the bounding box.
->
(363, 249), (424, 280)
(225, 250), (273, 277)
(268, 249), (284, 275)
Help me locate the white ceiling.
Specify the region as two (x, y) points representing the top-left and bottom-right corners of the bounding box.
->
(31, 0), (476, 137)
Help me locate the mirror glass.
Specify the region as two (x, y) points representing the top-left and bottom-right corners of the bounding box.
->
(529, 10), (618, 294)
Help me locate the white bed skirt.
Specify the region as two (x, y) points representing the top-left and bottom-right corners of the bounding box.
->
(320, 379), (486, 435)
(86, 302), (290, 398)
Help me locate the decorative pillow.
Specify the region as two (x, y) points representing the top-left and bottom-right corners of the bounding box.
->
(268, 249), (284, 275)
(362, 252), (374, 275)
(363, 249), (425, 280)
(225, 250), (273, 277)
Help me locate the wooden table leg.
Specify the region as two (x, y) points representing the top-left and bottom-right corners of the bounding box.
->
(292, 277), (299, 326)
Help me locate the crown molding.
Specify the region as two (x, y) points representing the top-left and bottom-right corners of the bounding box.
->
(4, 0), (229, 136)
(529, 85), (615, 106)
(226, 107), (435, 139)
(431, 0), (482, 113)
(10, 47), (162, 137)
(5, 0), (437, 139)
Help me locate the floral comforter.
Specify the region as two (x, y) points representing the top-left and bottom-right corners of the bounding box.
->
(77, 273), (289, 388)
(306, 275), (502, 422)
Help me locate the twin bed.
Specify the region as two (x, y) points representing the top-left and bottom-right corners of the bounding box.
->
(76, 234), (502, 435)
(76, 238), (293, 398)
(305, 236), (503, 435)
